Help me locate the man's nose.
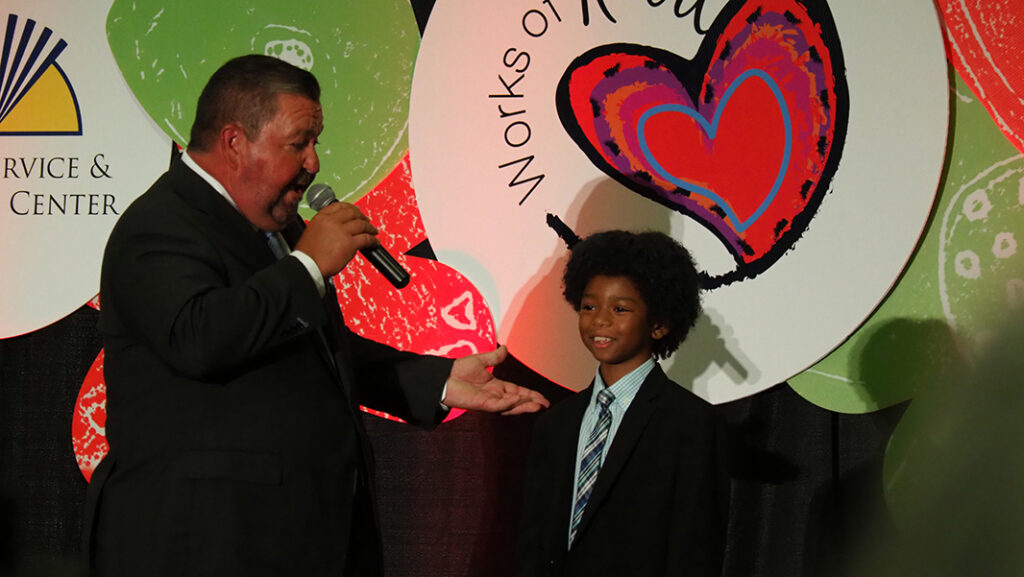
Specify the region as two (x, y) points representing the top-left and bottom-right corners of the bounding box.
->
(305, 146), (320, 174)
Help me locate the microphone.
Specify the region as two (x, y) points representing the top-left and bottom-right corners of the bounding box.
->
(305, 183), (410, 289)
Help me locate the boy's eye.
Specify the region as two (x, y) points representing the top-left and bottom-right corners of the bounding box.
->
(614, 306), (631, 313)
(580, 304), (596, 311)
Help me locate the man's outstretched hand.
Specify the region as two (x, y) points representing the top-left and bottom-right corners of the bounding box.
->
(443, 346), (550, 415)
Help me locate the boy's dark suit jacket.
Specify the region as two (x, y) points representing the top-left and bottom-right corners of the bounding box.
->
(516, 365), (729, 577)
(83, 155), (453, 577)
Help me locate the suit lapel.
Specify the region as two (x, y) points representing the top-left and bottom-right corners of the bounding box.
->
(170, 157), (351, 399)
(280, 218), (357, 399)
(573, 366), (668, 542)
(319, 278), (355, 397)
(168, 154), (275, 272)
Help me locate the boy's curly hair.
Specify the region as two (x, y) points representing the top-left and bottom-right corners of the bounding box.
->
(562, 230), (702, 359)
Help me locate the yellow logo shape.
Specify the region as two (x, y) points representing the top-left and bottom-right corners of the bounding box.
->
(0, 14), (81, 136)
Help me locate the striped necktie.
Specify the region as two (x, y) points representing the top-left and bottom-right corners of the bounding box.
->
(570, 387), (615, 546)
(264, 231), (289, 260)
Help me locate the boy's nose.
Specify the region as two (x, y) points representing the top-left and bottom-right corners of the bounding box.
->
(593, 308), (612, 325)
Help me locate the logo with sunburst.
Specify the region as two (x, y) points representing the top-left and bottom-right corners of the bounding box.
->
(0, 4), (169, 340)
(0, 13), (81, 136)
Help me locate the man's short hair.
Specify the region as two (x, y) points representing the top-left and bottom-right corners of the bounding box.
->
(562, 230), (702, 359)
(188, 54), (320, 152)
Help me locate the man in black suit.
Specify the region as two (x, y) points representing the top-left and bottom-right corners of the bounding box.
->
(83, 54), (547, 577)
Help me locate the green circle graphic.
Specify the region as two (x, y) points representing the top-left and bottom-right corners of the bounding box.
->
(106, 0), (419, 208)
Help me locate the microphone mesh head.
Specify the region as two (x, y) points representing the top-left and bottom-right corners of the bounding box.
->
(305, 183), (336, 211)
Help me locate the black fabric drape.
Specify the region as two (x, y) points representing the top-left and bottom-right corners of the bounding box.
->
(0, 305), (903, 577)
(1, 306), (98, 577)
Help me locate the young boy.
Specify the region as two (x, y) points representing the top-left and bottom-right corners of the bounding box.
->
(516, 230), (729, 577)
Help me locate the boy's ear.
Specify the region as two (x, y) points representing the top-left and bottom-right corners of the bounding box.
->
(651, 323), (669, 341)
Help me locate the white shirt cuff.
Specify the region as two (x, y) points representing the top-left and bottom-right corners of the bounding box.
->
(439, 380), (451, 411)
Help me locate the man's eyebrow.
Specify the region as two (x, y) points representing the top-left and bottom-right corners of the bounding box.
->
(291, 127), (320, 139)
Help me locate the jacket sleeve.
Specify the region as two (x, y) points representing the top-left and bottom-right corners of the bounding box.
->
(344, 329), (453, 428)
(101, 199), (329, 381)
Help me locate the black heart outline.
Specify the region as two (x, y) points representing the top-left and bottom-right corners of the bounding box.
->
(555, 0), (849, 289)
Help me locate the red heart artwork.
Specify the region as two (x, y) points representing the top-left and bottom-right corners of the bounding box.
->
(556, 0), (848, 287)
(940, 0), (1024, 155)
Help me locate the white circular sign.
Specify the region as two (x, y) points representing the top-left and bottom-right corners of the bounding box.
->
(410, 0), (947, 403)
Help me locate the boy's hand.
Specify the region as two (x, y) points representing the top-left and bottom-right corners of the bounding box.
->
(443, 346), (550, 415)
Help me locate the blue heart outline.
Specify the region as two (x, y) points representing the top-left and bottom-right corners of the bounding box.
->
(637, 69), (792, 233)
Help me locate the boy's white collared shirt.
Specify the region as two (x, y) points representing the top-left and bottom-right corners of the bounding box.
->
(568, 356), (656, 546)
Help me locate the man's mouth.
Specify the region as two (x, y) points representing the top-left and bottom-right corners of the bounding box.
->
(292, 170), (315, 192)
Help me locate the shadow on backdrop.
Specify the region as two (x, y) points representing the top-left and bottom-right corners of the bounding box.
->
(851, 313), (1024, 577)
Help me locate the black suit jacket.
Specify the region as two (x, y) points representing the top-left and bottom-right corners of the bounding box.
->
(84, 154), (453, 576)
(516, 365), (729, 577)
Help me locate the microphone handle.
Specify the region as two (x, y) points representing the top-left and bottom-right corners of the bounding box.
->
(360, 245), (410, 289)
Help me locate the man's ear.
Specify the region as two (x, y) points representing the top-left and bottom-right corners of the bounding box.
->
(219, 124), (246, 169)
(651, 323), (669, 341)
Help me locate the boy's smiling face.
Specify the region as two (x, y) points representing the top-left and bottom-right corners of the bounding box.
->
(578, 275), (668, 386)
